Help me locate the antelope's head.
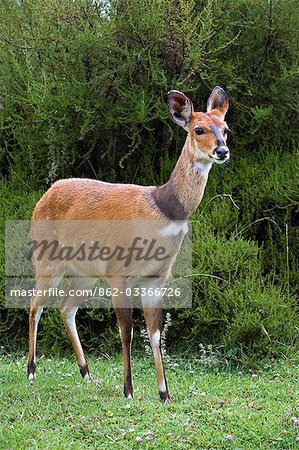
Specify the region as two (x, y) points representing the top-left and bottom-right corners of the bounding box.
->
(168, 87), (230, 165)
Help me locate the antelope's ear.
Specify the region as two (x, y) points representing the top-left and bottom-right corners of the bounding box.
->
(168, 90), (193, 130)
(207, 86), (229, 118)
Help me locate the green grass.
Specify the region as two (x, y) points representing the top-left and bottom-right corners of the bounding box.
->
(1, 353), (299, 449)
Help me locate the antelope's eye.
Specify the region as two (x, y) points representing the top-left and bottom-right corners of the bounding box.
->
(195, 127), (204, 135)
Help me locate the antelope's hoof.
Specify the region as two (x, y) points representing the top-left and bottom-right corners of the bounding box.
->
(159, 390), (171, 402)
(83, 373), (92, 382)
(28, 372), (36, 384)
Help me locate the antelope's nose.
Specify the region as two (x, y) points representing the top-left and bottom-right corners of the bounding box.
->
(216, 146), (229, 160)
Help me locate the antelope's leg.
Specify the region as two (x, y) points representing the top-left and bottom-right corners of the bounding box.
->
(111, 281), (133, 398)
(114, 307), (133, 398)
(143, 307), (171, 402)
(60, 279), (95, 380)
(28, 302), (44, 382)
(60, 306), (91, 380)
(28, 276), (54, 382)
(141, 278), (171, 402)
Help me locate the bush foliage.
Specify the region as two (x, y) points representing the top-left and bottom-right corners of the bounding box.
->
(0, 0), (298, 364)
(0, 0), (297, 184)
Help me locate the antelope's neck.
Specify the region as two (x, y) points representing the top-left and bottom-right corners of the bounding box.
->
(152, 135), (212, 220)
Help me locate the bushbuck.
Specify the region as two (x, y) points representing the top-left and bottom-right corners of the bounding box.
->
(28, 87), (230, 401)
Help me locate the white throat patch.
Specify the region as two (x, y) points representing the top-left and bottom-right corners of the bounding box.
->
(194, 161), (212, 176)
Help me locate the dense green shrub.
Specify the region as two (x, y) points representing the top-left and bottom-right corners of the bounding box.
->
(0, 0), (297, 185)
(1, 149), (298, 364)
(0, 0), (298, 364)
(168, 149), (298, 364)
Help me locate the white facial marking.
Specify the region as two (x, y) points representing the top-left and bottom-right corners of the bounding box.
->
(160, 221), (188, 237)
(126, 393), (133, 399)
(192, 143), (211, 161)
(212, 152), (230, 165)
(84, 373), (92, 382)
